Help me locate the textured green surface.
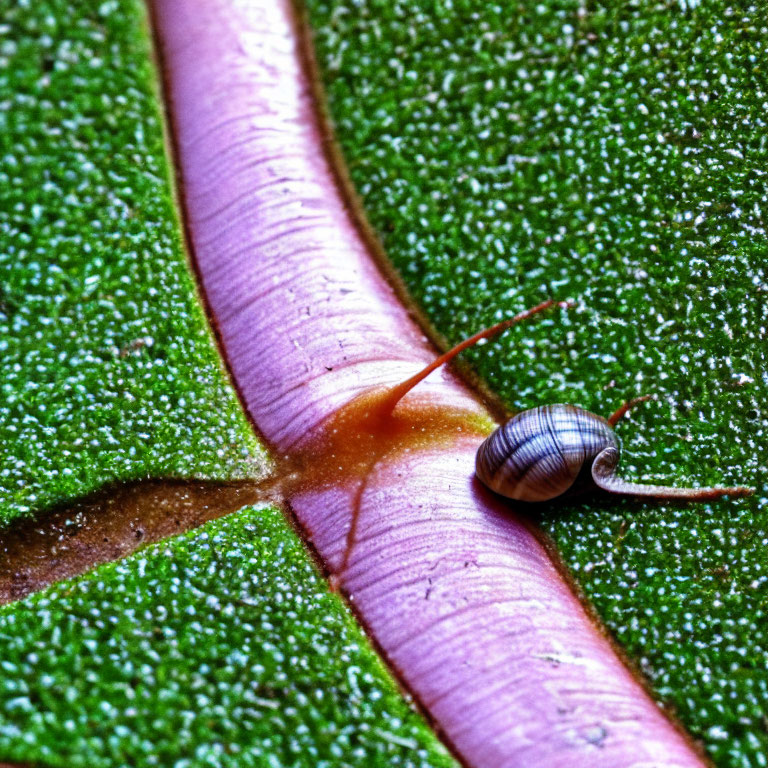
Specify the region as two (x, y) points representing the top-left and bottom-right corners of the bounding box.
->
(0, 2), (461, 765)
(305, 1), (768, 764)
(0, 0), (266, 525)
(0, 505), (457, 768)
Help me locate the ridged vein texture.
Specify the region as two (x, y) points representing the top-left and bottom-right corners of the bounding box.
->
(152, 1), (705, 765)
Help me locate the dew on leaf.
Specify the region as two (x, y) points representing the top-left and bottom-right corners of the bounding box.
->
(305, 0), (768, 762)
(0, 0), (267, 526)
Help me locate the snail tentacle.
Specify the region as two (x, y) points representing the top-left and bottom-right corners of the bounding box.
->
(591, 447), (754, 500)
(381, 298), (572, 413)
(607, 394), (654, 426)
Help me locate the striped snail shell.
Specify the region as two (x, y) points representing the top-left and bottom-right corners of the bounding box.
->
(475, 404), (754, 503)
(475, 405), (616, 502)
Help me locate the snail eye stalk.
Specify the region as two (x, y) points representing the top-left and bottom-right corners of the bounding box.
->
(382, 299), (571, 413)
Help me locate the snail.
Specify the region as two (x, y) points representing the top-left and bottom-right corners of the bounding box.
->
(384, 299), (754, 503)
(475, 401), (752, 502)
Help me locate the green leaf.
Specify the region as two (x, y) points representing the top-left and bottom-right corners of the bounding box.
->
(0, 505), (456, 768)
(304, 0), (768, 762)
(0, 1), (456, 764)
(0, 0), (265, 524)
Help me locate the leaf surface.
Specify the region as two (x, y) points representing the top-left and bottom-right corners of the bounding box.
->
(304, 0), (768, 762)
(153, 0), (706, 764)
(0, 1), (454, 764)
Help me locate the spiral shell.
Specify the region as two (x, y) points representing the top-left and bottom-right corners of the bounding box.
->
(475, 404), (618, 502)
